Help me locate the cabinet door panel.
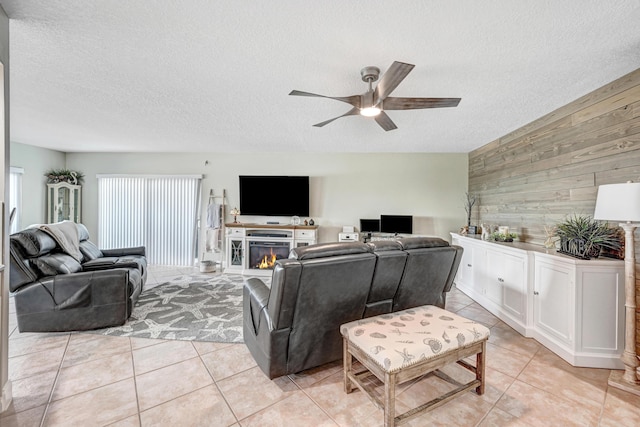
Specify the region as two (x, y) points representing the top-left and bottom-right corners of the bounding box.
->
(485, 251), (504, 305)
(502, 254), (526, 319)
(534, 261), (572, 344)
(579, 270), (623, 352)
(457, 243), (474, 287)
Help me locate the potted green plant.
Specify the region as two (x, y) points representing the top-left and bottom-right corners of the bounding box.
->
(44, 169), (84, 185)
(490, 231), (517, 242)
(554, 214), (621, 259)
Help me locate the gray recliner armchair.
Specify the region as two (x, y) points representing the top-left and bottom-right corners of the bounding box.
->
(243, 237), (463, 379)
(9, 223), (147, 332)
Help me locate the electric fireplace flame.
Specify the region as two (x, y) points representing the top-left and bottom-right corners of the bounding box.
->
(257, 249), (277, 269)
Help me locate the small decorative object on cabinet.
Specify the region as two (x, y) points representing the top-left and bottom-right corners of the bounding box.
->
(47, 182), (81, 223)
(464, 192), (477, 228)
(543, 225), (557, 249)
(44, 168), (84, 185)
(229, 207), (240, 223)
(481, 224), (491, 241)
(554, 214), (621, 259)
(490, 231), (517, 242)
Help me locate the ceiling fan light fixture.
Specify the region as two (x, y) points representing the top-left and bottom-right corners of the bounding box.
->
(360, 106), (381, 117)
(289, 61), (461, 131)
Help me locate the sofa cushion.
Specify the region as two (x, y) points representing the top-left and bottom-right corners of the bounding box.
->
(33, 253), (83, 276)
(82, 256), (144, 272)
(76, 223), (91, 242)
(11, 228), (57, 257)
(290, 242), (372, 260)
(79, 240), (104, 260)
(398, 237), (449, 250)
(367, 240), (403, 251)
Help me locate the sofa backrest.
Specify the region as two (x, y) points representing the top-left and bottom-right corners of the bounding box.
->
(272, 242), (377, 374)
(364, 240), (407, 317)
(9, 228), (58, 291)
(393, 237), (463, 311)
(9, 223), (100, 292)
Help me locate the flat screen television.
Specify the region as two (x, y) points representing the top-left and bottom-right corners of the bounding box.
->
(380, 215), (413, 234)
(360, 219), (380, 233)
(239, 175), (309, 216)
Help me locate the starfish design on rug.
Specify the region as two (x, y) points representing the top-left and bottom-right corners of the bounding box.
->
(158, 296), (218, 320)
(85, 274), (249, 343)
(99, 322), (136, 336)
(136, 317), (189, 339)
(130, 300), (174, 321)
(152, 287), (189, 304)
(199, 322), (242, 341)
(192, 313), (234, 328)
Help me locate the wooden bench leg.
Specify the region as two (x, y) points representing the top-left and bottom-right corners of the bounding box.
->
(384, 371), (396, 427)
(343, 336), (353, 394)
(476, 340), (486, 395)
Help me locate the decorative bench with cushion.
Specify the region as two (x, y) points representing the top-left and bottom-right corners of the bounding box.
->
(341, 305), (490, 426)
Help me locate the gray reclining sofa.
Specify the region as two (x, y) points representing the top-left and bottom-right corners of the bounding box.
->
(243, 237), (463, 379)
(9, 223), (147, 332)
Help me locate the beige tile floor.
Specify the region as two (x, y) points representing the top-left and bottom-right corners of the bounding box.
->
(2, 265), (640, 426)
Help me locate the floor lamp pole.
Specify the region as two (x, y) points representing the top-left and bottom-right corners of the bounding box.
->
(609, 222), (640, 393)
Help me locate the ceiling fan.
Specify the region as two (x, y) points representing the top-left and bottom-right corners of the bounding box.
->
(289, 61), (461, 131)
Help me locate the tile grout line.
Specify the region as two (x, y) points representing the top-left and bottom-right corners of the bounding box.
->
(39, 332), (73, 427)
(195, 342), (241, 426)
(129, 337), (143, 427)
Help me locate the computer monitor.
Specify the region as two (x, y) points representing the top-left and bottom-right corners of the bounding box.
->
(380, 215), (413, 234)
(359, 219), (380, 233)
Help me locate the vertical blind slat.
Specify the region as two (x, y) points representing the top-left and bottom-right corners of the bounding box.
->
(97, 176), (200, 265)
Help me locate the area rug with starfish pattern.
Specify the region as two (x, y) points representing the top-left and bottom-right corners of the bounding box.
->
(87, 273), (269, 343)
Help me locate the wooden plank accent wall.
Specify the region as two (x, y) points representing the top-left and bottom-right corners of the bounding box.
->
(468, 67), (640, 359)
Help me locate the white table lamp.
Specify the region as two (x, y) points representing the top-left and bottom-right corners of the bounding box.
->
(594, 182), (640, 392)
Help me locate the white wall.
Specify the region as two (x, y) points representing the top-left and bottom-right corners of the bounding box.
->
(66, 152), (468, 257)
(0, 3), (10, 413)
(10, 142), (66, 228)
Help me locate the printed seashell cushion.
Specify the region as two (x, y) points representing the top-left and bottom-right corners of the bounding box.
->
(341, 305), (490, 373)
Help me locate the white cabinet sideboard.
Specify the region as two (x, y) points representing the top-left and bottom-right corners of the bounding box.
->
(451, 233), (624, 369)
(452, 233), (529, 334)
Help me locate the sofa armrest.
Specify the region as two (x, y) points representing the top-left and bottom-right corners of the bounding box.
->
(101, 246), (146, 257)
(83, 257), (142, 271)
(244, 277), (271, 334)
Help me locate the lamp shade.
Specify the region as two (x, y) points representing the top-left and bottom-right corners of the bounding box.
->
(593, 182), (640, 222)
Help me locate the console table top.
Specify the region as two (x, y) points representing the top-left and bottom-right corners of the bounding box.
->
(225, 223), (318, 230)
(451, 232), (623, 265)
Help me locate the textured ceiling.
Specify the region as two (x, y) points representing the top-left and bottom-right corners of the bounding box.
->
(1, 1), (639, 153)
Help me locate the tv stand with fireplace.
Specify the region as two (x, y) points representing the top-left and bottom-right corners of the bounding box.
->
(224, 223), (318, 275)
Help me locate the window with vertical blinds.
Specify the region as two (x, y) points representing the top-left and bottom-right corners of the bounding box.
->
(97, 175), (202, 266)
(9, 166), (24, 234)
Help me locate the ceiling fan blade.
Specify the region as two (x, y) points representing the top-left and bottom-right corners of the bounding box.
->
(289, 90), (361, 108)
(373, 61), (415, 104)
(383, 97), (461, 110)
(374, 111), (398, 131)
(313, 107), (360, 127)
